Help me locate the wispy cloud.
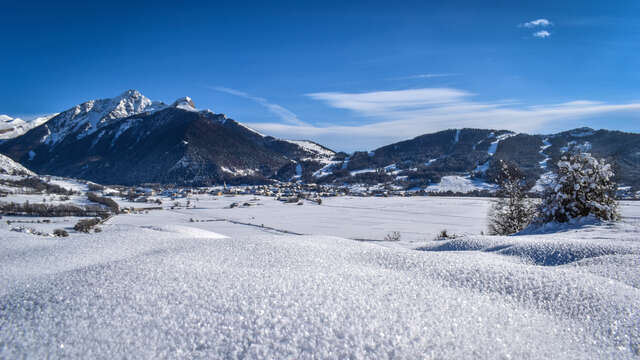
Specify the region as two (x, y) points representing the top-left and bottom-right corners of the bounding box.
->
(245, 87), (640, 151)
(210, 86), (305, 126)
(520, 18), (552, 28)
(533, 30), (551, 38)
(388, 73), (460, 80)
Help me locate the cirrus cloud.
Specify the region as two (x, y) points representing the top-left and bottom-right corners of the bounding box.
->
(245, 87), (640, 151)
(209, 86), (306, 126)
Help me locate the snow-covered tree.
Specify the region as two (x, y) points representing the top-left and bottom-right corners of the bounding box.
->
(537, 152), (618, 223)
(488, 161), (533, 235)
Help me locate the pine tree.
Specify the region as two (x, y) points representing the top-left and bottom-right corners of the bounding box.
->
(537, 152), (618, 223)
(488, 161), (533, 235)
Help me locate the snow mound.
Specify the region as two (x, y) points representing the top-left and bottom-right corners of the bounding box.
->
(1, 223), (639, 358)
(421, 218), (640, 265)
(423, 232), (633, 266)
(141, 225), (228, 239)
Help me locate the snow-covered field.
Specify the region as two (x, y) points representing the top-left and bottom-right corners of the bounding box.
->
(109, 196), (493, 244)
(1, 196), (639, 358)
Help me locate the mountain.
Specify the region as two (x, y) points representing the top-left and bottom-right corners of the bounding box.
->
(0, 114), (56, 140)
(1, 90), (638, 192)
(311, 128), (640, 193)
(0, 153), (34, 176)
(0, 90), (334, 185)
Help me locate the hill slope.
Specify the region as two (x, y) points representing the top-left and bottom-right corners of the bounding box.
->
(315, 127), (640, 193)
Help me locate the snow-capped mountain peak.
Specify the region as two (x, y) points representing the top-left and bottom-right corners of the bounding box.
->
(109, 89), (153, 118)
(172, 96), (197, 112)
(42, 90), (161, 145)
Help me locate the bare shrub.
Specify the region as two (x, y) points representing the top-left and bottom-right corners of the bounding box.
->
(53, 229), (69, 237)
(87, 182), (106, 192)
(87, 192), (120, 213)
(384, 231), (401, 241)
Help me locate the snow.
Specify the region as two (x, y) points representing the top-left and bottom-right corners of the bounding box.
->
(292, 163), (303, 180)
(539, 137), (552, 169)
(172, 96), (198, 112)
(427, 175), (498, 193)
(474, 161), (490, 173)
(0, 113), (56, 139)
(46, 177), (89, 192)
(530, 171), (555, 193)
(312, 161), (339, 178)
(1, 196), (639, 358)
(350, 168), (377, 176)
(0, 153), (35, 176)
(453, 128), (460, 143)
(341, 155), (350, 169)
(220, 166), (258, 177)
(474, 132), (516, 174)
(561, 140), (592, 153)
(537, 152), (618, 223)
(312, 160), (342, 178)
(285, 140), (335, 159)
(487, 132), (515, 156)
(43, 90), (158, 145)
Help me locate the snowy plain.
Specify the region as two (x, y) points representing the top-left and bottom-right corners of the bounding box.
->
(1, 196), (639, 358)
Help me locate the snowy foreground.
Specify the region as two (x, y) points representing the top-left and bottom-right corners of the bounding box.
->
(1, 196), (639, 358)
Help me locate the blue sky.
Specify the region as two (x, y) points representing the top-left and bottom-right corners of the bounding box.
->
(2, 0), (640, 151)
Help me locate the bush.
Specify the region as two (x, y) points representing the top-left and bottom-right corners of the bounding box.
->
(435, 229), (456, 240)
(537, 152), (618, 223)
(488, 161), (534, 235)
(74, 218), (101, 233)
(53, 229), (69, 237)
